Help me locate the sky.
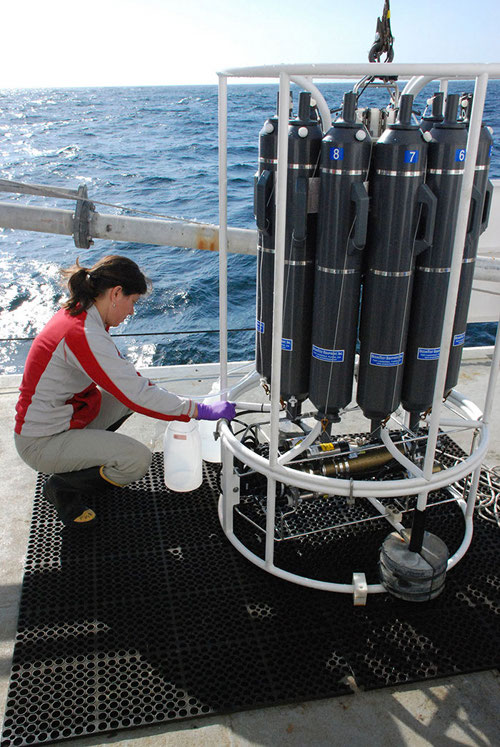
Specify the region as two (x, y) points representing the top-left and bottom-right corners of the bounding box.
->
(3, 0), (500, 88)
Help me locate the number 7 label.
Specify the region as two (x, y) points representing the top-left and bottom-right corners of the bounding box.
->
(404, 150), (419, 163)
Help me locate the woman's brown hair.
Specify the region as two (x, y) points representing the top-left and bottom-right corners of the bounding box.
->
(61, 255), (150, 316)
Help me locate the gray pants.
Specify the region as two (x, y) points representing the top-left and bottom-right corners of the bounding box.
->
(14, 391), (152, 486)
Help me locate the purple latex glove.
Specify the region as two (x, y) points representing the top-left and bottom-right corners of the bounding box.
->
(196, 401), (236, 421)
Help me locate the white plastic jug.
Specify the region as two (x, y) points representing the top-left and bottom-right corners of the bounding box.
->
(163, 419), (202, 492)
(199, 381), (222, 463)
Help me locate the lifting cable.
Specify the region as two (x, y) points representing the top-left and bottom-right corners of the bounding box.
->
(0, 178), (210, 226)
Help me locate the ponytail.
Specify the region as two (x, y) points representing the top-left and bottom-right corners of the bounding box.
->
(61, 255), (150, 316)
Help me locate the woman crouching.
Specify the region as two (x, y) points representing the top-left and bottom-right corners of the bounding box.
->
(14, 255), (235, 528)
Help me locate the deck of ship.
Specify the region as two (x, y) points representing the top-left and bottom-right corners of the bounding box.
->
(1, 356), (499, 746)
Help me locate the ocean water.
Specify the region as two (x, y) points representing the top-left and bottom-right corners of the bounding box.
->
(0, 81), (498, 375)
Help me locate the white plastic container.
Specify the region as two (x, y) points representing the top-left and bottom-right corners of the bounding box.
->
(163, 419), (202, 492)
(199, 381), (222, 463)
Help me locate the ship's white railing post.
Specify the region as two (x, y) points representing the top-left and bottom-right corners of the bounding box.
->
(265, 72), (291, 568)
(218, 73), (229, 398)
(217, 73), (235, 533)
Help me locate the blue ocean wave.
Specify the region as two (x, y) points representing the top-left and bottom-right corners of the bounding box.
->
(0, 82), (498, 374)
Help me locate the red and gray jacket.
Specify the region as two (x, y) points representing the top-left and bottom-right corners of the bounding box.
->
(15, 305), (195, 437)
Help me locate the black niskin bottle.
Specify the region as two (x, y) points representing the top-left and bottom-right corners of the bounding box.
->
(255, 91), (322, 418)
(357, 94), (437, 426)
(308, 92), (371, 421)
(279, 92), (323, 417)
(255, 94), (285, 384)
(401, 94), (467, 419)
(445, 93), (494, 395)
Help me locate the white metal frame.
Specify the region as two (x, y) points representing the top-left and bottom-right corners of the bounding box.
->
(217, 63), (500, 598)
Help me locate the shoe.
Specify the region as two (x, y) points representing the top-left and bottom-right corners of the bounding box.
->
(56, 466), (118, 493)
(43, 466), (122, 528)
(42, 475), (97, 528)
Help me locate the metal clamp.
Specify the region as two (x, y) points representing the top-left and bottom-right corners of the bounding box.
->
(368, 0), (394, 64)
(352, 572), (368, 606)
(73, 184), (95, 249)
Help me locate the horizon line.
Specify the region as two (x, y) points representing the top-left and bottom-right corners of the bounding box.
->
(0, 77), (484, 92)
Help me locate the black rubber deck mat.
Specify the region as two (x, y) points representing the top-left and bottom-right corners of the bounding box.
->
(2, 447), (500, 746)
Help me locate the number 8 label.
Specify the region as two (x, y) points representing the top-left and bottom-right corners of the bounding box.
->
(329, 147), (344, 161)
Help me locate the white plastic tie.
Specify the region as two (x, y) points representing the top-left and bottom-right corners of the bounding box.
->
(352, 572), (368, 606)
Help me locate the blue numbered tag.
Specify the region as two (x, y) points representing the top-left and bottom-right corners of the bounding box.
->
(453, 332), (466, 347)
(417, 347), (440, 361)
(329, 147), (344, 161)
(370, 352), (404, 367)
(281, 338), (293, 351)
(455, 148), (466, 162)
(404, 150), (419, 164)
(256, 319), (264, 334)
(312, 345), (344, 363)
